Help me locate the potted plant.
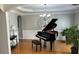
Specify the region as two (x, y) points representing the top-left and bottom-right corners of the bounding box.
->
(61, 26), (79, 54)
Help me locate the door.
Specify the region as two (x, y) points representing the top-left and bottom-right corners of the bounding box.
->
(17, 16), (23, 40)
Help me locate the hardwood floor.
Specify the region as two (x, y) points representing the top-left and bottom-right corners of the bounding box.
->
(11, 39), (71, 54)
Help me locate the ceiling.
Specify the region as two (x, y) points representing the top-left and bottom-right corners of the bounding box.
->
(9, 4), (79, 15)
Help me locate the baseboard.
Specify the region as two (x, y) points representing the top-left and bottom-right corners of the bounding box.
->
(22, 30), (40, 39)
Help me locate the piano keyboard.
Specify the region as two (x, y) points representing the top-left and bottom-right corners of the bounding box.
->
(36, 35), (47, 40)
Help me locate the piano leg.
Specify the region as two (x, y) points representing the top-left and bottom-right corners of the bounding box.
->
(40, 39), (42, 51)
(44, 41), (47, 48)
(50, 41), (52, 51)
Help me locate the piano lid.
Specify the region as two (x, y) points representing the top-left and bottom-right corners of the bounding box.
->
(42, 18), (58, 31)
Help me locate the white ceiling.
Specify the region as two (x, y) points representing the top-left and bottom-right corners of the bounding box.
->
(10, 4), (79, 15)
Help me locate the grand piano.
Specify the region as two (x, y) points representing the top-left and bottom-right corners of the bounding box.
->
(36, 18), (58, 51)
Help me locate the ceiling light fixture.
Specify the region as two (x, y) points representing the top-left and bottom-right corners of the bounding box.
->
(40, 4), (51, 21)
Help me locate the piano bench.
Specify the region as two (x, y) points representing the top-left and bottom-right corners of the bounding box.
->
(32, 40), (41, 51)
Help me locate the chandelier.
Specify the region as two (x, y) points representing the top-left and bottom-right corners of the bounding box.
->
(40, 4), (51, 21)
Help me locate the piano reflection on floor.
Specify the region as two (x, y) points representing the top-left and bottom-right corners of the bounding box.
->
(36, 18), (58, 51)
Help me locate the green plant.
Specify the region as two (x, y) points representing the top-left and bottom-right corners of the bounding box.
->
(61, 28), (68, 36)
(61, 26), (79, 47)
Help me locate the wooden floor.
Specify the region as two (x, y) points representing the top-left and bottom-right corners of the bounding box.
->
(11, 39), (71, 54)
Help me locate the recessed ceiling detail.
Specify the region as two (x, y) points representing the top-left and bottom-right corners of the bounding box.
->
(10, 4), (79, 15)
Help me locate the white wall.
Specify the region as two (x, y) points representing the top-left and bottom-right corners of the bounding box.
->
(0, 4), (4, 11)
(50, 14), (74, 32)
(22, 13), (74, 39)
(7, 12), (19, 42)
(74, 12), (79, 29)
(0, 10), (10, 54)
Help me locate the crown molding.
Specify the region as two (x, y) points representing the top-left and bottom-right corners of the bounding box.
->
(21, 11), (75, 15)
(9, 9), (75, 15)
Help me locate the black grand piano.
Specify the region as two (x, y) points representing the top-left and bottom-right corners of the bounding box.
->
(36, 18), (58, 51)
